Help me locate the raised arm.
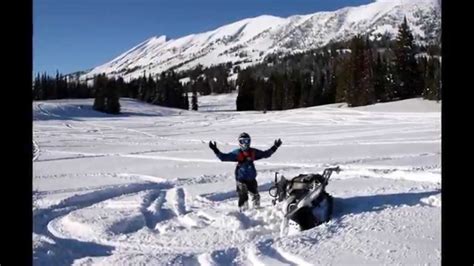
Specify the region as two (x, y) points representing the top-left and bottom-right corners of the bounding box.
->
(209, 141), (239, 162)
(254, 139), (282, 160)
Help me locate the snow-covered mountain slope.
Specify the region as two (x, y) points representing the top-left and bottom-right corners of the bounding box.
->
(33, 98), (440, 265)
(81, 0), (440, 81)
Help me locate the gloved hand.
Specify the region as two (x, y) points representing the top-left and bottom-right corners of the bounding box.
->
(209, 141), (219, 153)
(271, 139), (282, 152)
(274, 139), (282, 148)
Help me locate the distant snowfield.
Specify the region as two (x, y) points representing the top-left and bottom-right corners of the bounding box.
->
(33, 95), (441, 265)
(198, 91), (238, 111)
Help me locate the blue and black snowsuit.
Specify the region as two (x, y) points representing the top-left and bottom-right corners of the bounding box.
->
(212, 146), (279, 207)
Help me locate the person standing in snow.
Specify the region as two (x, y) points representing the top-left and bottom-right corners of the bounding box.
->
(209, 132), (282, 211)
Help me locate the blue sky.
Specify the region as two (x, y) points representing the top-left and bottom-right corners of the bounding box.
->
(34, 0), (373, 75)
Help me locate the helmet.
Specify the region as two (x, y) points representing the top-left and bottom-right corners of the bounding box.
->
(238, 132), (251, 151)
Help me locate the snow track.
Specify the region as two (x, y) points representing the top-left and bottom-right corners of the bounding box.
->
(248, 239), (301, 266)
(140, 189), (165, 229)
(33, 139), (40, 161)
(34, 181), (171, 265)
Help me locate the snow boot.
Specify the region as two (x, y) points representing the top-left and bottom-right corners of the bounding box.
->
(239, 201), (249, 212)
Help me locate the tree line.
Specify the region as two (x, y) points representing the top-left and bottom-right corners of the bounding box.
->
(235, 17), (441, 111)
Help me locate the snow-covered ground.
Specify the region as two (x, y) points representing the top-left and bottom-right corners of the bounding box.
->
(33, 96), (441, 265)
(198, 91), (238, 112)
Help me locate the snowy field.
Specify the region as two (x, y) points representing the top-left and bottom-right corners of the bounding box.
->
(33, 96), (441, 265)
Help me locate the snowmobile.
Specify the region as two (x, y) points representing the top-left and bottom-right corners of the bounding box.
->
(269, 166), (340, 234)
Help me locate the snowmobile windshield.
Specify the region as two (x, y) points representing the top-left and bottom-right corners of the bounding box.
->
(290, 182), (311, 191)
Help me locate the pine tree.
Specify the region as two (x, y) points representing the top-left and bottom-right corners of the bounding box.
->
(137, 74), (147, 101)
(116, 77), (126, 98)
(190, 64), (203, 81)
(299, 72), (312, 107)
(309, 71), (322, 106)
(161, 72), (171, 107)
(41, 73), (48, 99)
(373, 53), (387, 102)
(335, 56), (351, 103)
(154, 73), (166, 105)
(326, 67), (337, 105)
(282, 72), (294, 110)
(361, 37), (376, 105)
(202, 76), (212, 95)
(394, 17), (421, 99)
(144, 75), (155, 103)
(270, 71), (284, 110)
(129, 79), (138, 99)
(236, 69), (255, 111)
(93, 74), (107, 112)
(92, 75), (121, 114)
(434, 58), (441, 101)
(423, 58), (441, 101)
(253, 78), (266, 110)
(62, 73), (69, 98)
(347, 35), (375, 107)
(33, 73), (41, 100)
(264, 79), (273, 111)
(55, 70), (61, 99)
(183, 91), (190, 110)
(173, 71), (185, 109)
(105, 78), (121, 114)
(192, 86), (198, 111)
(290, 69), (301, 108)
(317, 71), (326, 105)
